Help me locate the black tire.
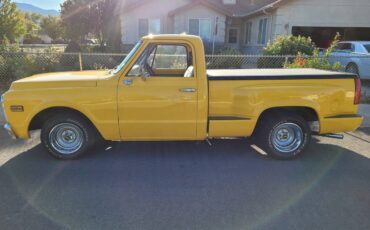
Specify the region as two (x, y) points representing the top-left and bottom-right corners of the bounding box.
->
(346, 63), (359, 76)
(41, 113), (99, 160)
(255, 113), (311, 160)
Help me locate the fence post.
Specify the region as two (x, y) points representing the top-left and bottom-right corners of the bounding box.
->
(78, 53), (83, 71)
(284, 56), (289, 66)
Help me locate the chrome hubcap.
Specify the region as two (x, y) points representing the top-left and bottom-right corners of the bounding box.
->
(49, 123), (84, 155)
(271, 123), (303, 153)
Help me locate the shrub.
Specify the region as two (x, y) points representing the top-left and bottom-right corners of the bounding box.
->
(82, 54), (124, 70)
(285, 33), (342, 71)
(257, 35), (316, 68)
(22, 35), (44, 44)
(65, 41), (81, 52)
(203, 40), (225, 54)
(263, 35), (315, 56)
(60, 41), (81, 70)
(0, 43), (61, 91)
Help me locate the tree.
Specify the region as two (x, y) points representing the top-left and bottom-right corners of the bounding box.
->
(23, 12), (42, 37)
(40, 16), (64, 41)
(60, 0), (90, 42)
(61, 0), (122, 51)
(0, 0), (26, 43)
(88, 0), (122, 51)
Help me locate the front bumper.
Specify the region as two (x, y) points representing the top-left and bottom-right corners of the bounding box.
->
(4, 123), (17, 139)
(2, 93), (17, 139)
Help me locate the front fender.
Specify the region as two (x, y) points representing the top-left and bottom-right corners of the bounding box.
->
(4, 87), (119, 140)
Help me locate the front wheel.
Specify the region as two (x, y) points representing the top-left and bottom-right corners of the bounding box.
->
(41, 114), (98, 159)
(255, 114), (311, 160)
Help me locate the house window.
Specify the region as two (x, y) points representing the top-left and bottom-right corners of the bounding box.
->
(245, 22), (252, 44)
(189, 18), (211, 41)
(223, 0), (236, 4)
(228, 28), (238, 44)
(258, 18), (268, 44)
(139, 18), (161, 37)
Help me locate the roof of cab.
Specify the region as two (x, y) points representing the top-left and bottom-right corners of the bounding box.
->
(142, 34), (202, 41)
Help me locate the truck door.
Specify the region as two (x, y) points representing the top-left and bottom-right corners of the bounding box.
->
(117, 42), (198, 140)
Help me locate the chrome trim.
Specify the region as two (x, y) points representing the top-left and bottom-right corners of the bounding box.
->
(4, 123), (17, 139)
(179, 88), (197, 93)
(123, 79), (133, 86)
(271, 123), (303, 153)
(49, 123), (84, 154)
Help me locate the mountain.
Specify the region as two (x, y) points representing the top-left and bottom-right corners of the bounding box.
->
(16, 3), (59, 16)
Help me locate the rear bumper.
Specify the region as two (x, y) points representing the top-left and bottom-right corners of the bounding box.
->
(4, 123), (17, 139)
(320, 114), (363, 134)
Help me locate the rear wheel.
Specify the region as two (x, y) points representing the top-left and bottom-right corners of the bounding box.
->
(41, 114), (98, 159)
(255, 114), (311, 160)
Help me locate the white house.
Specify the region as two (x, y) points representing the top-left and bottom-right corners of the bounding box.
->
(118, 0), (370, 53)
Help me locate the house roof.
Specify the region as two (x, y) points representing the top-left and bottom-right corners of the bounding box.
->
(190, 0), (285, 17)
(120, 0), (288, 17)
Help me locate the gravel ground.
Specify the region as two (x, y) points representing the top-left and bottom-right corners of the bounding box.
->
(0, 108), (370, 230)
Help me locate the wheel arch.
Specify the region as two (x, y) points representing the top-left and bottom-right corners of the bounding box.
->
(29, 106), (101, 136)
(346, 61), (358, 67)
(255, 106), (320, 132)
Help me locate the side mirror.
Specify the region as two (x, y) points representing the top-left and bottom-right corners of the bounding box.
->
(140, 66), (150, 81)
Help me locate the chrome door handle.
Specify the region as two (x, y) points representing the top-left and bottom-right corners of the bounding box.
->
(179, 88), (197, 92)
(123, 79), (133, 86)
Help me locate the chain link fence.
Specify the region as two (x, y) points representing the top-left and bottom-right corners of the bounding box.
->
(1, 52), (370, 98)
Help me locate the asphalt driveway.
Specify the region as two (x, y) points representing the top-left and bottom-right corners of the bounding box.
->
(0, 108), (370, 230)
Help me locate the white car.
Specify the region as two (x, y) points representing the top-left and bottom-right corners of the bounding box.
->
(330, 41), (370, 79)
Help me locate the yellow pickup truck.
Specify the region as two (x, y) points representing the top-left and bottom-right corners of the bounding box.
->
(1, 35), (363, 160)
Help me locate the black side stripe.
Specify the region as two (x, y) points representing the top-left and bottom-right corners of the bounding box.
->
(325, 114), (362, 119)
(209, 116), (251, 121)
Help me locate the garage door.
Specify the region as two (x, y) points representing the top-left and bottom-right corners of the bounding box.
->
(292, 26), (370, 48)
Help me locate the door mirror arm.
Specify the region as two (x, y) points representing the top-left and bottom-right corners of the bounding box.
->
(141, 71), (150, 81)
(139, 65), (150, 81)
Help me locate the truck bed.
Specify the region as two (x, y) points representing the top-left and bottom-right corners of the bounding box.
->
(207, 68), (361, 137)
(207, 68), (357, 80)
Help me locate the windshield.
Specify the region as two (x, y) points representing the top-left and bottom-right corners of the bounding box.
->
(113, 40), (142, 74)
(364, 44), (370, 53)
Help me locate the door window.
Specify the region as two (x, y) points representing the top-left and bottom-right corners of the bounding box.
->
(128, 44), (192, 77)
(336, 43), (352, 51)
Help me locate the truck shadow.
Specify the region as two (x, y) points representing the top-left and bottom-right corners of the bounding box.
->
(1, 138), (370, 229)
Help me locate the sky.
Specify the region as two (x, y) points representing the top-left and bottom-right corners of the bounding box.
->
(15, 0), (65, 10)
